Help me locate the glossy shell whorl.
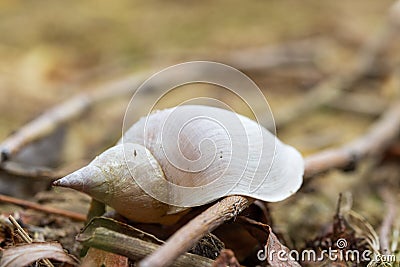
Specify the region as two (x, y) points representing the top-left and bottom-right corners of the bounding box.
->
(54, 105), (304, 223)
(120, 105), (303, 206)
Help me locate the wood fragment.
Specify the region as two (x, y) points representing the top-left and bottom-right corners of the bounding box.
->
(79, 227), (214, 267)
(81, 217), (164, 246)
(0, 194), (87, 222)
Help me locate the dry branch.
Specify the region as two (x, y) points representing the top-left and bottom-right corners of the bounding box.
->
(0, 74), (148, 164)
(0, 194), (87, 222)
(304, 99), (400, 178)
(0, 95), (91, 163)
(0, 161), (56, 180)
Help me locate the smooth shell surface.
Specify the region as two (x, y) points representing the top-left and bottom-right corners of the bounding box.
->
(54, 143), (187, 224)
(120, 105), (304, 206)
(55, 105), (304, 222)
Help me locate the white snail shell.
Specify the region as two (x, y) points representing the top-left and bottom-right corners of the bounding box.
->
(54, 105), (304, 224)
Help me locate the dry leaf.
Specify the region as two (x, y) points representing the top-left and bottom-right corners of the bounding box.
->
(239, 217), (301, 267)
(264, 229), (301, 267)
(0, 242), (79, 267)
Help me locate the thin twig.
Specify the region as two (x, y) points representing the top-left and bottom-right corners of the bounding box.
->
(9, 215), (33, 243)
(0, 161), (56, 180)
(304, 66), (400, 179)
(0, 159), (97, 181)
(0, 194), (87, 222)
(138, 196), (251, 267)
(0, 95), (91, 162)
(379, 188), (397, 255)
(304, 99), (400, 178)
(0, 73), (147, 164)
(9, 215), (54, 267)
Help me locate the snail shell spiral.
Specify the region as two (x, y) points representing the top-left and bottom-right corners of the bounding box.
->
(54, 105), (303, 224)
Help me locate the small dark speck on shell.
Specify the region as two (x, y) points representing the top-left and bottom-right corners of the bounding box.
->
(1, 150), (9, 162)
(133, 150), (137, 157)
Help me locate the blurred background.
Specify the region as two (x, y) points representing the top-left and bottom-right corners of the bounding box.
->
(1, 0), (400, 262)
(1, 0), (397, 159)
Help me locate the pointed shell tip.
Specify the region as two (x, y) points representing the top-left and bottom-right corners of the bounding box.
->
(52, 177), (65, 187)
